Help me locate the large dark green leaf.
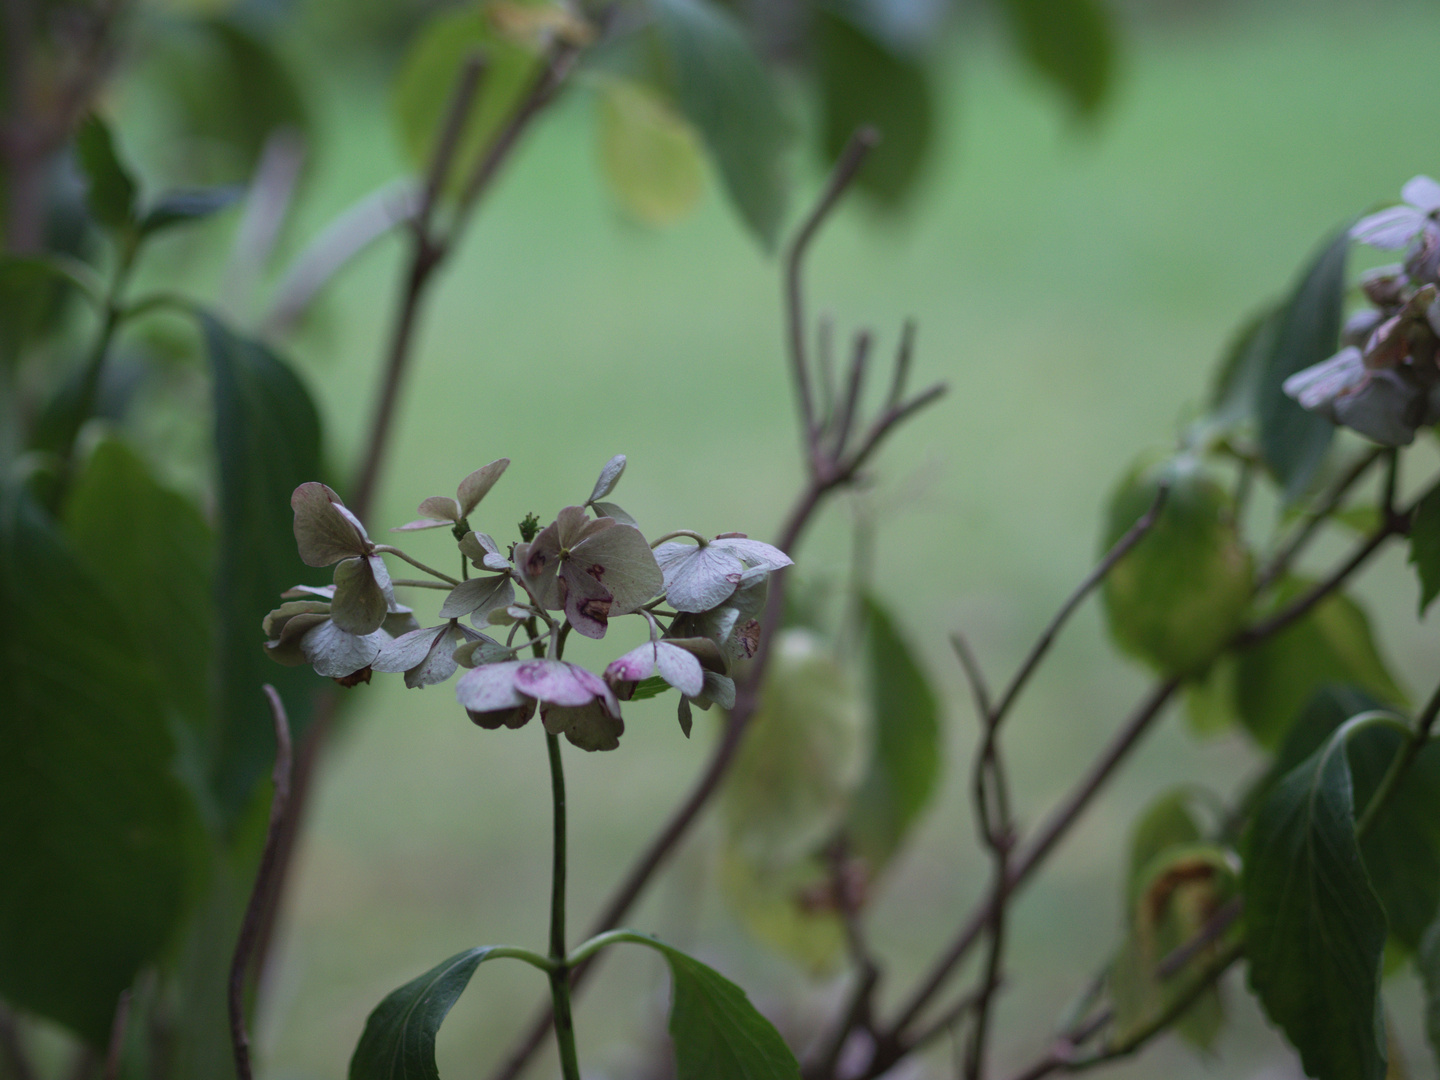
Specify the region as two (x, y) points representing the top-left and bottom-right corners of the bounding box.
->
(0, 485), (202, 1045)
(1235, 582), (1404, 750)
(349, 947), (504, 1080)
(75, 114), (138, 233)
(64, 438), (215, 742)
(814, 11), (934, 207)
(994, 0), (1115, 117)
(845, 596), (941, 868)
(1408, 479), (1440, 616)
(1243, 722), (1388, 1080)
(202, 313), (323, 825)
(1256, 228), (1349, 500)
(650, 0), (792, 248)
(1101, 455), (1252, 677)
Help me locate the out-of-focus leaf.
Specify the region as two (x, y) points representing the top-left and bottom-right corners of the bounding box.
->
(719, 845), (845, 974)
(844, 595), (941, 868)
(75, 114), (138, 233)
(392, 8), (537, 193)
(0, 485), (202, 1046)
(1110, 844), (1238, 1053)
(1182, 656), (1237, 737)
(1124, 787), (1203, 910)
(0, 256), (81, 368)
(995, 0), (1115, 117)
(650, 0), (792, 248)
(63, 439), (215, 742)
(814, 10), (934, 206)
(1235, 581), (1404, 750)
(598, 78), (706, 226)
(723, 629), (864, 870)
(1208, 305), (1281, 428)
(1101, 454), (1252, 676)
(1256, 228), (1349, 500)
(202, 312), (323, 826)
(1408, 480), (1440, 616)
(139, 186), (243, 237)
(1420, 915), (1440, 1071)
(1244, 722), (1389, 1080)
(350, 946), (507, 1080)
(1266, 684), (1390, 783)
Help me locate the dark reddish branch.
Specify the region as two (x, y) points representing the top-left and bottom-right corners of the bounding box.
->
(229, 686), (293, 1080)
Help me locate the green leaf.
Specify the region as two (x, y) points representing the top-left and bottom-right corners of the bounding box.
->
(1256, 228), (1349, 500)
(844, 595), (942, 868)
(1101, 454), (1253, 676)
(0, 484), (203, 1046)
(63, 439), (216, 741)
(718, 845), (845, 975)
(139, 186), (244, 237)
(1243, 721), (1389, 1080)
(598, 78), (706, 226)
(1235, 581), (1404, 750)
(349, 946), (506, 1080)
(202, 313), (323, 826)
(1419, 915), (1440, 1071)
(392, 9), (537, 193)
(1207, 305), (1282, 428)
(0, 256), (82, 369)
(814, 11), (934, 206)
(1182, 656), (1238, 737)
(650, 0), (792, 248)
(75, 114), (138, 233)
(995, 0), (1115, 117)
(627, 936), (801, 1080)
(1124, 788), (1203, 910)
(1408, 479), (1440, 616)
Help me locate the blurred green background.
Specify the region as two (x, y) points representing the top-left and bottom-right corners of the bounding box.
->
(100, 0), (1440, 1076)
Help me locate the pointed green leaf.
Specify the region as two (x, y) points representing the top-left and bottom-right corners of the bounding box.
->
(1408, 480), (1440, 616)
(349, 947), (505, 1080)
(63, 438), (215, 739)
(1256, 228), (1349, 499)
(650, 0), (792, 248)
(0, 485), (202, 1046)
(845, 596), (942, 868)
(202, 313), (323, 826)
(995, 0), (1115, 117)
(75, 114), (138, 232)
(139, 186), (243, 237)
(1243, 722), (1389, 1080)
(1207, 305), (1282, 427)
(814, 11), (934, 206)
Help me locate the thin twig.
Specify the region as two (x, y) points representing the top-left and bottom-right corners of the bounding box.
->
(102, 989), (131, 1080)
(950, 633), (994, 724)
(886, 320), (916, 413)
(417, 53), (487, 236)
(229, 686), (293, 1080)
(1253, 447), (1383, 594)
(831, 330), (871, 458)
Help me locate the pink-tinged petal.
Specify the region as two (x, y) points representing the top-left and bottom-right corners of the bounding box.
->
(456, 660), (526, 712)
(457, 458), (510, 517)
(1403, 175), (1440, 214)
(654, 641), (704, 697)
(515, 528), (563, 610)
(606, 643), (658, 685)
(299, 619), (387, 677)
(512, 659), (595, 707)
(292, 482), (370, 566)
(558, 567), (614, 639)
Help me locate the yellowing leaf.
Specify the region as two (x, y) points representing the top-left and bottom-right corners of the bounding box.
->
(598, 79), (706, 227)
(719, 845), (845, 975)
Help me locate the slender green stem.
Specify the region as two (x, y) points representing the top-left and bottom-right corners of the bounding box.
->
(1355, 678), (1440, 839)
(544, 731), (582, 1080)
(649, 530), (707, 548)
(566, 928), (656, 966)
(486, 946), (557, 973)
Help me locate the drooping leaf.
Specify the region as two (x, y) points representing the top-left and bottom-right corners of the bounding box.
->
(1235, 581), (1404, 750)
(349, 946), (506, 1080)
(650, 0), (792, 248)
(598, 79), (706, 226)
(1101, 454), (1253, 677)
(1256, 228), (1349, 500)
(1408, 480), (1440, 616)
(202, 312), (323, 826)
(845, 596), (941, 868)
(392, 8), (537, 193)
(0, 485), (203, 1046)
(723, 630), (864, 870)
(814, 10), (934, 206)
(994, 0), (1115, 117)
(139, 186), (244, 237)
(719, 844), (846, 974)
(1124, 787), (1203, 910)
(75, 114), (138, 233)
(63, 438), (215, 742)
(1244, 723), (1389, 1080)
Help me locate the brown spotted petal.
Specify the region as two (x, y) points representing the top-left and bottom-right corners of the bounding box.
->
(557, 567), (614, 639)
(331, 554), (395, 635)
(292, 482), (371, 566)
(561, 516), (662, 620)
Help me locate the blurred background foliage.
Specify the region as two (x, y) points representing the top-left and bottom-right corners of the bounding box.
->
(4, 0), (1440, 1078)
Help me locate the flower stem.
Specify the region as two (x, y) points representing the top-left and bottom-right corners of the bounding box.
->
(544, 730), (582, 1080)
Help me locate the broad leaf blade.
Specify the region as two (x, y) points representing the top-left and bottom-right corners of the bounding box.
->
(75, 114), (138, 232)
(1256, 228), (1349, 500)
(349, 947), (499, 1080)
(203, 313), (323, 826)
(1243, 729), (1388, 1080)
(1408, 480), (1440, 616)
(0, 486), (202, 1045)
(650, 0), (792, 248)
(845, 596), (941, 868)
(598, 79), (706, 227)
(996, 0), (1115, 117)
